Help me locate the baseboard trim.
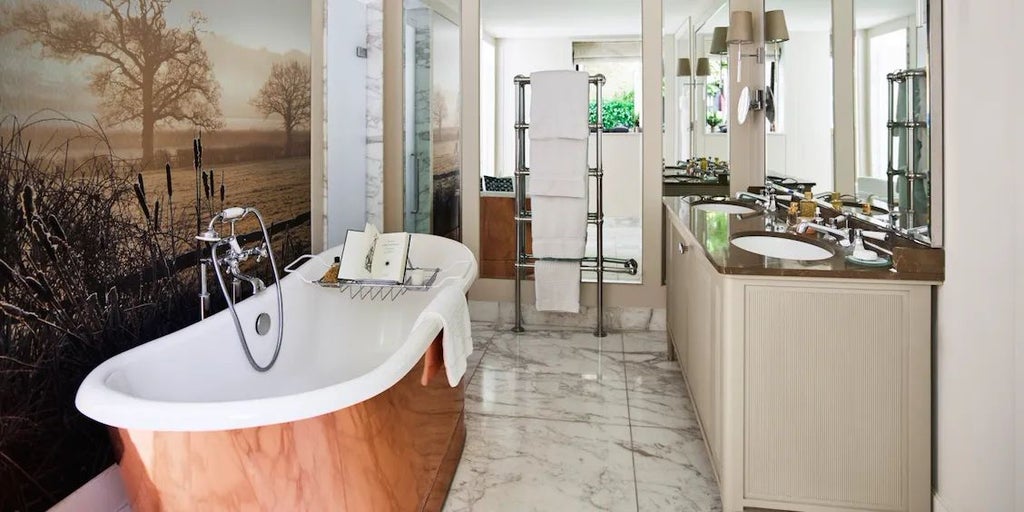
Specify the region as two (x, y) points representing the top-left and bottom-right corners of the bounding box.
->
(49, 464), (128, 512)
(933, 491), (951, 512)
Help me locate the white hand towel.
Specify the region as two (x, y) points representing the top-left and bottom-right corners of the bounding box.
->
(531, 195), (587, 259)
(535, 260), (581, 313)
(529, 138), (588, 198)
(413, 285), (473, 386)
(530, 70), (590, 140)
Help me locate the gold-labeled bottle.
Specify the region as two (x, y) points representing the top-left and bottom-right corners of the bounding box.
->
(799, 191), (817, 218)
(830, 192), (843, 212)
(322, 256), (341, 283)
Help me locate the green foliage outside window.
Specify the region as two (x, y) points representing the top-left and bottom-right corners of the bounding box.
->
(588, 90), (639, 129)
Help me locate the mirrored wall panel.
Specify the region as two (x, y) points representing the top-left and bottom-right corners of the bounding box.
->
(849, 0), (935, 242)
(763, 0), (834, 191)
(478, 0), (643, 283)
(760, 0), (941, 246)
(661, 2), (730, 199)
(404, 0), (462, 240)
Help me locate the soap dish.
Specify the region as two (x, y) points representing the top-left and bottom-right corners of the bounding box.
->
(845, 254), (892, 268)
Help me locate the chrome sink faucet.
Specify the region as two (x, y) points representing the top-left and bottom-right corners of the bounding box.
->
(735, 191), (775, 210)
(794, 221), (852, 247)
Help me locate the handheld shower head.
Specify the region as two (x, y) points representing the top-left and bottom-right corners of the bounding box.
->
(196, 229), (221, 243)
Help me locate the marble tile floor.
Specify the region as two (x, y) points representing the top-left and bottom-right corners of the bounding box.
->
(446, 324), (722, 512)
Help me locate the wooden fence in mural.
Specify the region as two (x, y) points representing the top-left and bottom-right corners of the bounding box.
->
(117, 211), (311, 289)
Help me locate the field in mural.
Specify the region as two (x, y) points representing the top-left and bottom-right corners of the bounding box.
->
(0, 0), (312, 509)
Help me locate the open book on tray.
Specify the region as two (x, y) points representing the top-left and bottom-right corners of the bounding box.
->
(338, 224), (411, 285)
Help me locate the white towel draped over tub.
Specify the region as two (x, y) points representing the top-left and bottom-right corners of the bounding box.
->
(528, 70), (590, 313)
(413, 285), (473, 386)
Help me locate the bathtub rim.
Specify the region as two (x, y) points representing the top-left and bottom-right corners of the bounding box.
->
(75, 235), (477, 432)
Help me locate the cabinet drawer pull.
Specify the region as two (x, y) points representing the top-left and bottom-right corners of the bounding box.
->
(677, 242), (688, 254)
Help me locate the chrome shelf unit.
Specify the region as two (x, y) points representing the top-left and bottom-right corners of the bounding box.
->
(512, 73), (639, 337)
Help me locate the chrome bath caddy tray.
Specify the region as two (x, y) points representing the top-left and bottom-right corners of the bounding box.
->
(284, 254), (441, 301)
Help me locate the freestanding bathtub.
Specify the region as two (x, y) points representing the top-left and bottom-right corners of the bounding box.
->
(76, 234), (478, 511)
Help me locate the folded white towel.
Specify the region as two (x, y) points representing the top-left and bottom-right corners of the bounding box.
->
(530, 70), (590, 140)
(529, 139), (588, 198)
(535, 260), (581, 313)
(531, 195), (587, 259)
(414, 285), (473, 386)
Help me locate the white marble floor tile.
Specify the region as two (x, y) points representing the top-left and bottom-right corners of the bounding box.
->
(443, 415), (638, 512)
(466, 366), (631, 425)
(630, 426), (721, 512)
(619, 332), (695, 429)
(481, 330), (625, 378)
(466, 326), (498, 378)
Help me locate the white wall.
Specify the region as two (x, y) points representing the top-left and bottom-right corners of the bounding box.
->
(494, 37), (573, 176)
(934, 0), (1023, 510)
(480, 36), (497, 176)
(588, 133), (642, 219)
(766, 30), (833, 190)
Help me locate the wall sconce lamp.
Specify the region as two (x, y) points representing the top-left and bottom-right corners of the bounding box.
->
(676, 58), (692, 78)
(710, 27), (729, 56)
(695, 58), (710, 78)
(765, 10), (790, 60)
(726, 10), (763, 82)
(765, 10), (790, 43)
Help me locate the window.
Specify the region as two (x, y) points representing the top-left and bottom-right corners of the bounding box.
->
(867, 28), (908, 179)
(572, 41), (642, 130)
(704, 57), (728, 133)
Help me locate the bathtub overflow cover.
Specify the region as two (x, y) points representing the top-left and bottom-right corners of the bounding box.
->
(255, 313), (272, 336)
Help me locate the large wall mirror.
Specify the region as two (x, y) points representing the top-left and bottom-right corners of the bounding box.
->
(662, 2), (730, 198)
(403, 0), (462, 240)
(477, 0), (644, 283)
(761, 0), (942, 246)
(848, 0), (940, 245)
(763, 0), (834, 191)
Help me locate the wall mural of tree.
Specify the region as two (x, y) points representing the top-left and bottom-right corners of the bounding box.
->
(251, 60), (311, 157)
(3, 0), (224, 165)
(0, 1), (313, 510)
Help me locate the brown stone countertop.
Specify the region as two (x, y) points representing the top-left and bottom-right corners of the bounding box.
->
(664, 196), (945, 283)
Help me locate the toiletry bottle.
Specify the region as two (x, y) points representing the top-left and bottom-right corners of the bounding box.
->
(787, 202), (799, 224)
(322, 256), (341, 283)
(830, 192), (844, 212)
(862, 202), (872, 215)
(799, 191), (816, 218)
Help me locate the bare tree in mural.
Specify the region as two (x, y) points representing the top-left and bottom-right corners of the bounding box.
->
(1, 0), (223, 164)
(251, 60), (311, 157)
(431, 91), (448, 131)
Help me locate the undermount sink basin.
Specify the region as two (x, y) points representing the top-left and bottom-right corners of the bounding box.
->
(730, 233), (834, 261)
(693, 202), (757, 214)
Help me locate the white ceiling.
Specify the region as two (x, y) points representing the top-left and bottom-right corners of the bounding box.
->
(692, 0), (917, 35)
(481, 0), (918, 40)
(482, 0), (642, 39)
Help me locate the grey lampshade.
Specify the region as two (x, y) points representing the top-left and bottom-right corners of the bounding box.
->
(710, 27), (729, 55)
(676, 58), (692, 77)
(765, 10), (790, 43)
(727, 10), (754, 44)
(695, 57), (711, 77)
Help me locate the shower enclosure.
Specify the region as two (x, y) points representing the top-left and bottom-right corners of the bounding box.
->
(404, 0), (461, 240)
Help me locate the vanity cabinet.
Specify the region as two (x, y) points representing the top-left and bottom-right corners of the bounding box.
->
(665, 212), (934, 512)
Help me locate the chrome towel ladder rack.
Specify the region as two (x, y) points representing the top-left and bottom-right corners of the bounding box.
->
(512, 73), (639, 337)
